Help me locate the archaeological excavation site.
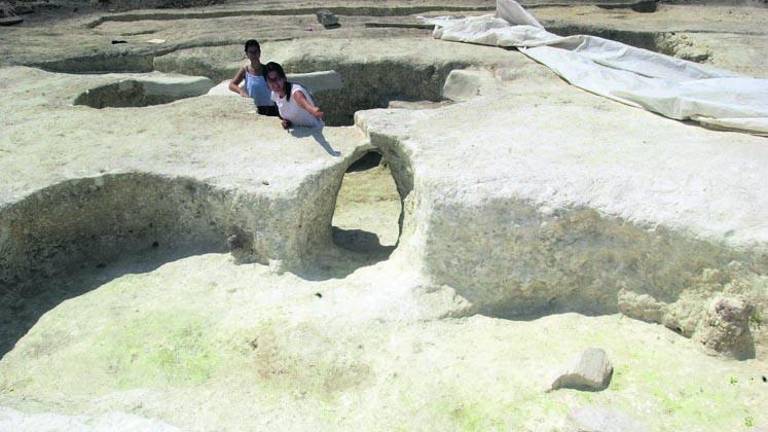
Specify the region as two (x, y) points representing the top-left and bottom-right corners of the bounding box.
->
(1, 0), (767, 430)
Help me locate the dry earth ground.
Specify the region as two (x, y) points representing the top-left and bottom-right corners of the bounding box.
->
(1, 1), (768, 431)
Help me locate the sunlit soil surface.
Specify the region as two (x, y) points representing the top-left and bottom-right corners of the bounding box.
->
(332, 155), (401, 254)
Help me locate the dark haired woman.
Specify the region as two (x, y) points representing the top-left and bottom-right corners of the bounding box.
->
(228, 39), (278, 116)
(265, 62), (324, 129)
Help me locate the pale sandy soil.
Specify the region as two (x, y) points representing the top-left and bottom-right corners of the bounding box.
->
(2, 1), (768, 431)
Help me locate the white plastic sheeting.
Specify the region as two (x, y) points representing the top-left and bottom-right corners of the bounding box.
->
(428, 0), (768, 136)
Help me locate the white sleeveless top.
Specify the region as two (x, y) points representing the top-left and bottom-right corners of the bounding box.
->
(271, 83), (323, 128)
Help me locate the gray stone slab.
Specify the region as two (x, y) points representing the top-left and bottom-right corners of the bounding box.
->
(549, 348), (614, 391)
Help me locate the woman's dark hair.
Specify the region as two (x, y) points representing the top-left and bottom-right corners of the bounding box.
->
(244, 39), (260, 52)
(265, 62), (293, 101)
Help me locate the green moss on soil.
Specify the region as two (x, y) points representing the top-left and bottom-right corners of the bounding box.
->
(96, 311), (220, 388)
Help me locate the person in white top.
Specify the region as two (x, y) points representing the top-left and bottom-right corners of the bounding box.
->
(265, 62), (325, 129)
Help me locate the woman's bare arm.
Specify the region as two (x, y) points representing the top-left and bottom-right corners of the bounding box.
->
(228, 67), (248, 97)
(293, 90), (324, 119)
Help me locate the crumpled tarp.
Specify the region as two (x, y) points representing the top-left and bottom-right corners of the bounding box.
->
(427, 0), (768, 136)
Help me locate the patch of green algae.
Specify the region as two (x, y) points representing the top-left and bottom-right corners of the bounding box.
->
(638, 369), (758, 431)
(404, 377), (569, 432)
(447, 401), (506, 431)
(96, 311), (220, 388)
(565, 349), (764, 431)
(428, 394), (568, 431)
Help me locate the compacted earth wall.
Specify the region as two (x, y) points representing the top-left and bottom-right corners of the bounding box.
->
(0, 161), (360, 291)
(361, 104), (768, 359)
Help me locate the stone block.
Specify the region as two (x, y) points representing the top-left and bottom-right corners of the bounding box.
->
(549, 347), (613, 392)
(316, 9), (339, 28)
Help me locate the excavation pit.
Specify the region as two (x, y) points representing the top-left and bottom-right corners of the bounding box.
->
(331, 151), (402, 257)
(288, 61), (460, 126)
(3, 2), (768, 430)
(73, 75), (215, 108)
(546, 26), (713, 62)
(0, 174), (232, 290)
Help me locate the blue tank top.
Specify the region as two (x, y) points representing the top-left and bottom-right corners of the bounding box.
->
(244, 68), (272, 107)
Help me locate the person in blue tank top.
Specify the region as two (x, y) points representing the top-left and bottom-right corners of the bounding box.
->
(228, 39), (279, 116)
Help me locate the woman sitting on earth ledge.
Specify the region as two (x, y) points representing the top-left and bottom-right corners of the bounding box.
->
(265, 61), (325, 130)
